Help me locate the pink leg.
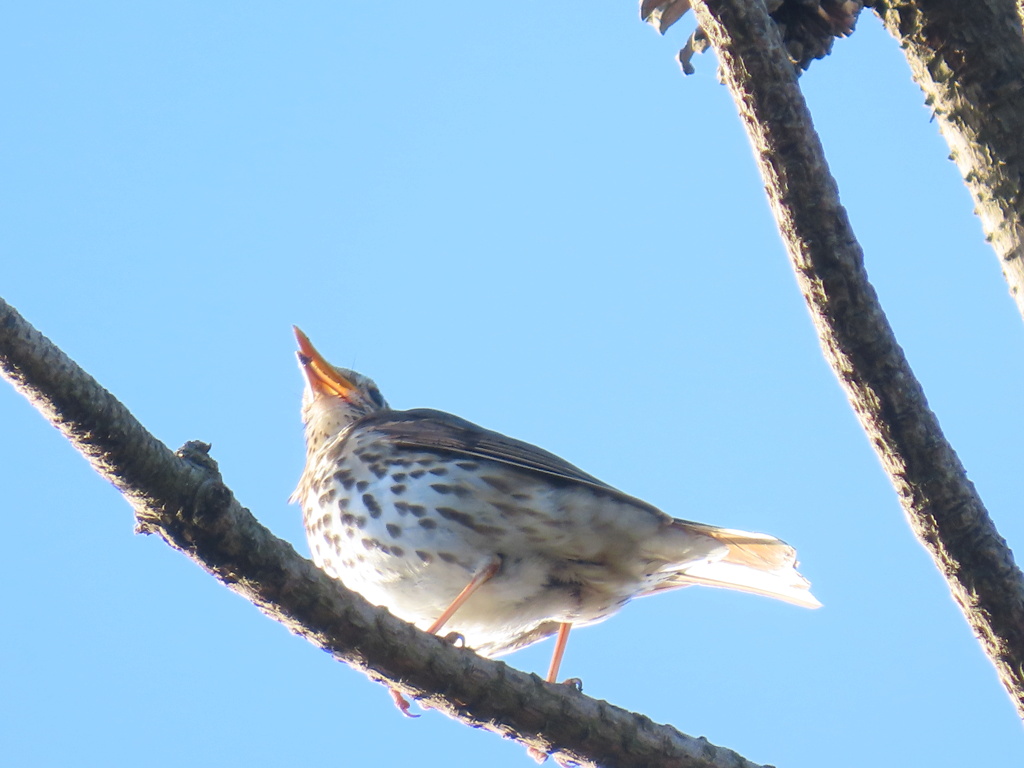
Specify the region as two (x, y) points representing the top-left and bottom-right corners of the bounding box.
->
(546, 622), (572, 683)
(391, 558), (501, 716)
(426, 557), (501, 635)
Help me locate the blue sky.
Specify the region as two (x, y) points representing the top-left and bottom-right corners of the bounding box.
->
(3, 4), (1023, 766)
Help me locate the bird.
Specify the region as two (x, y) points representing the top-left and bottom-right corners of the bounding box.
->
(291, 327), (820, 704)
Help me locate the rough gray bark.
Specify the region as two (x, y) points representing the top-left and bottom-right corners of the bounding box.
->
(0, 294), (767, 768)
(870, 0), (1024, 321)
(689, 0), (1024, 721)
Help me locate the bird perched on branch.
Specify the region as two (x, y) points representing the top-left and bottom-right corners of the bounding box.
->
(291, 327), (820, 705)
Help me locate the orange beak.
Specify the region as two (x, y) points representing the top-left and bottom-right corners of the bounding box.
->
(293, 326), (356, 398)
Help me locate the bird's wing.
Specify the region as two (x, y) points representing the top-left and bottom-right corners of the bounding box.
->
(355, 408), (669, 514)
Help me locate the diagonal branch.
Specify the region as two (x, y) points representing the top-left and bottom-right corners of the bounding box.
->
(688, 0), (1024, 720)
(0, 294), (768, 768)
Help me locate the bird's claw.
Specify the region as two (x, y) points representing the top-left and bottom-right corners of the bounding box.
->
(442, 631), (466, 647)
(560, 677), (583, 693)
(527, 746), (548, 763)
(390, 687), (420, 718)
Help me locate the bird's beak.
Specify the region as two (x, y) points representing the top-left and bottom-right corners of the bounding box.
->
(293, 326), (356, 398)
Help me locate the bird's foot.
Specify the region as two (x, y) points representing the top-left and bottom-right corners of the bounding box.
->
(559, 677), (583, 693)
(389, 687), (420, 718)
(527, 746), (548, 763)
(442, 630), (466, 648)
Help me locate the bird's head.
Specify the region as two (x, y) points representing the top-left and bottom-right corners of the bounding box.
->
(293, 327), (389, 452)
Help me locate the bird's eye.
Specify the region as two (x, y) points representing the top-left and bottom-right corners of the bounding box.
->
(367, 386), (385, 408)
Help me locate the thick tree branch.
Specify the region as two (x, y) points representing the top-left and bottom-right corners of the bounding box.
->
(0, 295), (768, 768)
(688, 0), (1024, 720)
(870, 0), (1024, 321)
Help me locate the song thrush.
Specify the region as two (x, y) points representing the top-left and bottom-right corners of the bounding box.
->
(292, 328), (820, 693)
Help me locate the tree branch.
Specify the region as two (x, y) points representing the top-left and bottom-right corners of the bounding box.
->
(688, 0), (1024, 721)
(870, 0), (1024, 321)
(0, 294), (769, 768)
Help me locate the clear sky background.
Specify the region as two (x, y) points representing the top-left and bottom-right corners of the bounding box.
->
(3, 4), (1023, 767)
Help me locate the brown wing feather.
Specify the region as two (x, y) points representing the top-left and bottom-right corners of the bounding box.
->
(360, 409), (610, 485)
(354, 408), (672, 519)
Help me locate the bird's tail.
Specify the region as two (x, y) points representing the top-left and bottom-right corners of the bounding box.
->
(647, 521), (822, 609)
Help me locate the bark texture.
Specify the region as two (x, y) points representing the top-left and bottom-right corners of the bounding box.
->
(871, 0), (1024, 320)
(689, 0), (1024, 721)
(0, 294), (768, 768)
